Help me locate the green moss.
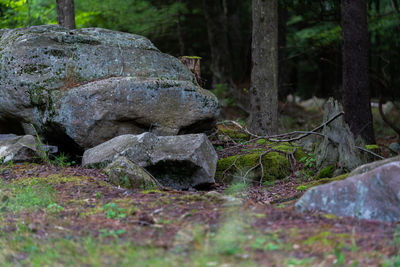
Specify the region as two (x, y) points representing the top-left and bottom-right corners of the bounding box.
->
(267, 142), (307, 161)
(217, 125), (250, 141)
(365, 144), (379, 150)
(300, 173), (349, 191)
(315, 165), (334, 179)
(216, 142), (306, 184)
(216, 151), (290, 183)
(0, 179), (56, 212)
(140, 189), (163, 194)
(12, 175), (113, 188)
(181, 56), (202, 59)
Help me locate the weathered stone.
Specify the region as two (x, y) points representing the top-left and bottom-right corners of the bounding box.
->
(104, 156), (160, 190)
(82, 133), (217, 189)
(0, 135), (57, 163)
(389, 143), (400, 155)
(295, 160), (400, 222)
(0, 25), (219, 152)
(350, 155), (400, 176)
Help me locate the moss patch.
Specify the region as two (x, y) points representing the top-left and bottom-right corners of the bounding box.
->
(217, 125), (250, 141)
(216, 151), (290, 183)
(216, 142), (306, 183)
(299, 173), (350, 191)
(315, 165), (334, 179)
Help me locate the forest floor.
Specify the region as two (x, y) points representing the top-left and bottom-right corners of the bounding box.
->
(0, 103), (399, 267)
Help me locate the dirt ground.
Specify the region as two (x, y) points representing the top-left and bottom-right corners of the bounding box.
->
(1, 163), (399, 267)
(1, 103), (399, 266)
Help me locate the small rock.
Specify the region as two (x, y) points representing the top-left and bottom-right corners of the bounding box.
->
(0, 135), (57, 163)
(103, 156), (160, 190)
(388, 143), (400, 155)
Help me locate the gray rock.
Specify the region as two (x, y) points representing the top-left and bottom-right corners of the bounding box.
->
(389, 143), (400, 155)
(350, 155), (400, 176)
(295, 160), (400, 222)
(104, 156), (160, 190)
(82, 132), (217, 189)
(0, 25), (219, 151)
(0, 134), (17, 141)
(0, 135), (57, 163)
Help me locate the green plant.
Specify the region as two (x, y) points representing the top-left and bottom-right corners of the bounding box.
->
(333, 244), (346, 266)
(285, 257), (314, 266)
(31, 123), (50, 164)
(0, 179), (56, 212)
(99, 229), (126, 238)
(296, 185), (308, 191)
(299, 153), (316, 169)
(102, 202), (126, 219)
(224, 182), (248, 196)
(47, 203), (63, 213)
(393, 225), (400, 248)
(251, 233), (282, 251)
(263, 180), (275, 187)
(52, 153), (76, 168)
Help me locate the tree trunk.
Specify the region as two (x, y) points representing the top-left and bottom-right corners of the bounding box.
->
(278, 1), (289, 101)
(56, 0), (76, 29)
(250, 0), (278, 135)
(202, 0), (235, 91)
(341, 0), (375, 143)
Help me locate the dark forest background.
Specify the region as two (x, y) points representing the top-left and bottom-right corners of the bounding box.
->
(1, 0), (399, 102)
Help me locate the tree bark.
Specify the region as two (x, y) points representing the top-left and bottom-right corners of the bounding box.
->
(278, 1), (289, 101)
(341, 0), (375, 143)
(202, 0), (235, 91)
(56, 0), (76, 29)
(250, 0), (278, 135)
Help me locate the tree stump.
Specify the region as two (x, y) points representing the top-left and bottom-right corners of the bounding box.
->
(179, 56), (202, 85)
(314, 98), (369, 175)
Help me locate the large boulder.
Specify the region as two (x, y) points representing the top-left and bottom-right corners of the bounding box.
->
(295, 158), (400, 222)
(0, 134), (57, 163)
(82, 133), (218, 189)
(0, 25), (219, 153)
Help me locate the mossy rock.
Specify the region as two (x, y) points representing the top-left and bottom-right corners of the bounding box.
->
(217, 124), (250, 141)
(216, 142), (306, 183)
(216, 152), (288, 183)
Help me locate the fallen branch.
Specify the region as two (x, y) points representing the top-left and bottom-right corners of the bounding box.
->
(219, 111), (344, 149)
(355, 146), (385, 160)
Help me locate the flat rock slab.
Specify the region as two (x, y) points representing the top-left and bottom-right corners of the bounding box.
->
(0, 25), (219, 151)
(0, 135), (57, 163)
(82, 133), (217, 189)
(295, 159), (400, 222)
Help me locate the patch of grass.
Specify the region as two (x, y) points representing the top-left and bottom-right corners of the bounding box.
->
(250, 232), (283, 251)
(51, 153), (76, 168)
(285, 257), (315, 266)
(46, 203), (63, 214)
(99, 229), (126, 238)
(224, 182), (248, 196)
(0, 179), (56, 212)
(102, 202), (126, 219)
